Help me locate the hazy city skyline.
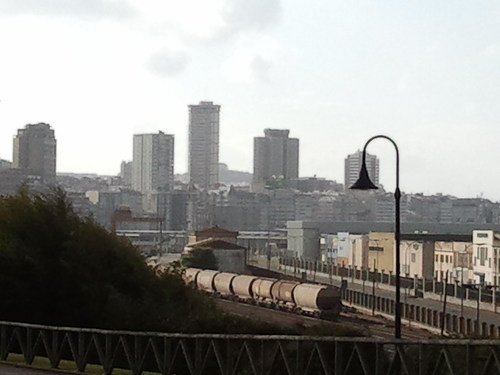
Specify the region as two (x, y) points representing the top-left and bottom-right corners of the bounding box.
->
(1, 1), (499, 200)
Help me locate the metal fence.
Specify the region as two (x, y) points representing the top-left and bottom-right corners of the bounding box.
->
(277, 257), (500, 308)
(2, 321), (500, 375)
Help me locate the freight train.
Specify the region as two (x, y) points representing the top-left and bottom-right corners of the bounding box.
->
(183, 268), (342, 320)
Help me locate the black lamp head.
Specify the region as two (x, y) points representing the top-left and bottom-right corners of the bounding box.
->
(350, 163), (378, 190)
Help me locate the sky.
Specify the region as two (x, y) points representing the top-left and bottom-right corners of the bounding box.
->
(0, 0), (499, 201)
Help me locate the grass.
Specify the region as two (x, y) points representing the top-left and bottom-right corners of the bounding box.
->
(1, 353), (160, 375)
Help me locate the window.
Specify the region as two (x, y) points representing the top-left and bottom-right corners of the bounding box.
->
(479, 247), (488, 266)
(369, 246), (384, 252)
(440, 255), (444, 263)
(411, 253), (416, 263)
(477, 232), (489, 238)
(435, 255), (438, 262)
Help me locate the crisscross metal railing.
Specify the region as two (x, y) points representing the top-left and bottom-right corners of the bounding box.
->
(1, 320), (500, 375)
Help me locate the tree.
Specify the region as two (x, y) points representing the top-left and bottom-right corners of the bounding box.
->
(0, 188), (362, 336)
(0, 188), (217, 331)
(181, 248), (218, 270)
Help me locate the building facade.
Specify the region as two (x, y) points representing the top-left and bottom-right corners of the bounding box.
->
(188, 101), (220, 190)
(472, 230), (500, 286)
(344, 150), (379, 190)
(287, 221), (320, 260)
(252, 129), (299, 192)
(13, 123), (56, 184)
(120, 161), (133, 186)
(132, 132), (174, 194)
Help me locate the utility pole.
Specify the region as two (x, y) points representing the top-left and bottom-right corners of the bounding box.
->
(372, 258), (376, 316)
(477, 285), (481, 333)
(440, 271), (449, 336)
(460, 256), (464, 317)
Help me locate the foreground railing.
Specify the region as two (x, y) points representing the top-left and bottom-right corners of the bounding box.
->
(1, 321), (500, 375)
(0, 322), (500, 375)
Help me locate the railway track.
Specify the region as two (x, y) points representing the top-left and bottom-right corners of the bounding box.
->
(216, 298), (435, 340)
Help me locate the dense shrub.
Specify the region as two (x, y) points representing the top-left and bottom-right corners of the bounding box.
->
(180, 248), (218, 270)
(0, 188), (220, 332)
(0, 188), (362, 337)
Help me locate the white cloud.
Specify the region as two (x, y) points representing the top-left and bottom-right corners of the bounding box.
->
(221, 36), (279, 84)
(485, 44), (500, 57)
(147, 49), (189, 77)
(220, 0), (282, 35)
(0, 0), (138, 19)
(138, 0), (282, 44)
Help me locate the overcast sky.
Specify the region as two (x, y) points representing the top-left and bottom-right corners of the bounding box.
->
(0, 0), (499, 200)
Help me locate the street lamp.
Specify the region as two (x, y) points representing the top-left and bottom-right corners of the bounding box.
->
(350, 135), (402, 339)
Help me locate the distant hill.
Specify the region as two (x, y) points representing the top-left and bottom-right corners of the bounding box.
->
(175, 163), (252, 186)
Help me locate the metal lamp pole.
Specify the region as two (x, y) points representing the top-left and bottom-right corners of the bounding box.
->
(351, 135), (401, 339)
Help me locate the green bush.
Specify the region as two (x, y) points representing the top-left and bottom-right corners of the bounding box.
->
(0, 188), (218, 332)
(180, 248), (218, 270)
(0, 188), (364, 337)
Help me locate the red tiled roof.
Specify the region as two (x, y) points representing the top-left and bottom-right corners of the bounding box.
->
(187, 239), (246, 250)
(195, 226), (239, 238)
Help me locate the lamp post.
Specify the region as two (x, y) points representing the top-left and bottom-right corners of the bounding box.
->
(350, 135), (402, 339)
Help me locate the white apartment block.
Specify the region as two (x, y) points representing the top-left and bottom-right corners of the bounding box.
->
(132, 132), (174, 194)
(400, 240), (424, 278)
(252, 129), (299, 192)
(472, 230), (500, 286)
(188, 101), (220, 190)
(344, 150), (379, 190)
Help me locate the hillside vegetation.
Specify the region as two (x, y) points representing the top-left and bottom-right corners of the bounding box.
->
(0, 188), (363, 337)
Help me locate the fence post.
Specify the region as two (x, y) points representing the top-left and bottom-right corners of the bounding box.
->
(493, 286), (497, 313)
(414, 274), (418, 297)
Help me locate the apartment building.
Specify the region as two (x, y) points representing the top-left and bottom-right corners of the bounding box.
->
(472, 230), (500, 286)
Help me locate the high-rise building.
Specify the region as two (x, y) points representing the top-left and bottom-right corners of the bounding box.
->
(188, 101), (220, 190)
(13, 123), (57, 184)
(120, 161), (132, 186)
(252, 129), (299, 192)
(0, 159), (12, 170)
(132, 132), (174, 193)
(344, 150), (379, 189)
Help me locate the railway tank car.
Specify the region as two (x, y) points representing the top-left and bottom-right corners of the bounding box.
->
(292, 283), (341, 319)
(183, 268), (342, 321)
(183, 268), (201, 285)
(251, 277), (276, 301)
(213, 272), (237, 296)
(271, 280), (300, 307)
(196, 269), (219, 292)
(232, 275), (259, 300)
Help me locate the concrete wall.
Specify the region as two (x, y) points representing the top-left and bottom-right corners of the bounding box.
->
(214, 248), (246, 273)
(287, 221), (320, 259)
(368, 232), (394, 272)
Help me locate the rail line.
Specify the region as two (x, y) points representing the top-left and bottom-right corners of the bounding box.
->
(215, 298), (435, 340)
